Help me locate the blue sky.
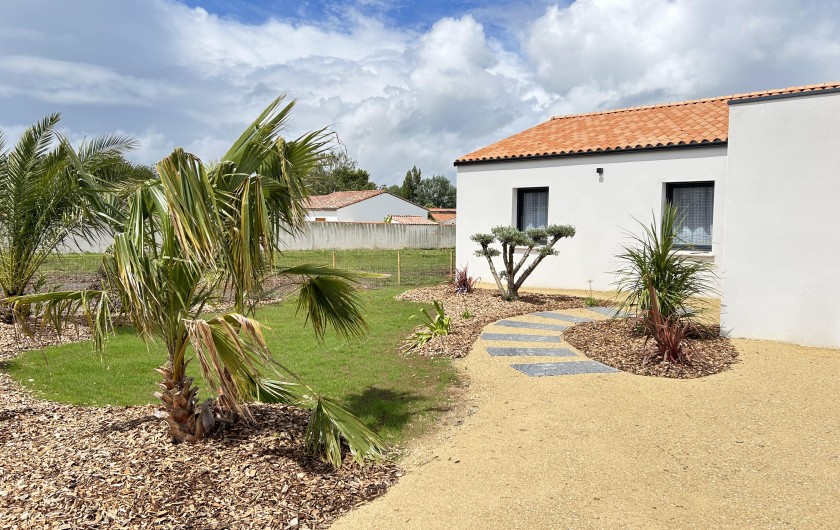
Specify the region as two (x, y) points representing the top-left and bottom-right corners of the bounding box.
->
(1, 0), (838, 185)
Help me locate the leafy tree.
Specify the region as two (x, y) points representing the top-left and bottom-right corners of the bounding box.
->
(385, 184), (402, 197)
(10, 96), (383, 467)
(472, 225), (575, 301)
(401, 165), (422, 203)
(0, 114), (137, 322)
(306, 151), (376, 194)
(415, 174), (456, 208)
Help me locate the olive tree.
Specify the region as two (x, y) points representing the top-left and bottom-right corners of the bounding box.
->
(471, 224), (575, 301)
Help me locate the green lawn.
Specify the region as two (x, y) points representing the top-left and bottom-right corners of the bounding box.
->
(6, 286), (458, 443)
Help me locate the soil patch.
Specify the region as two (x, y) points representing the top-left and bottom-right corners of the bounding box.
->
(564, 317), (738, 378)
(397, 284), (601, 358)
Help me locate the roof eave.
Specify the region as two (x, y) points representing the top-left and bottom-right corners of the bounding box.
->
(454, 140), (728, 167)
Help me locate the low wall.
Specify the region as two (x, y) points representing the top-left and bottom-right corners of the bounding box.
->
(279, 222), (455, 251)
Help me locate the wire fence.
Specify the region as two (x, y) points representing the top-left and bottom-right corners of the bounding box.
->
(38, 248), (456, 293)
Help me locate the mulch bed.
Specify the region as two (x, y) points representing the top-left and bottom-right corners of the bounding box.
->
(0, 322), (400, 529)
(563, 318), (739, 378)
(397, 284), (601, 358)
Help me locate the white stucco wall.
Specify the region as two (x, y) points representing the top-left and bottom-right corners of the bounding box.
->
(455, 147), (728, 291)
(337, 193), (427, 222)
(306, 193), (427, 223)
(721, 91), (840, 348)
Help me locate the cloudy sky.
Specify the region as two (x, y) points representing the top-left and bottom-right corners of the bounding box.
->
(1, 0), (838, 185)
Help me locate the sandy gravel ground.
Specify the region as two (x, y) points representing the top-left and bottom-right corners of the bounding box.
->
(332, 305), (840, 529)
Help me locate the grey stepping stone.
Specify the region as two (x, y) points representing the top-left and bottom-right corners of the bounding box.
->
(531, 312), (593, 323)
(493, 320), (568, 331)
(587, 307), (633, 318)
(487, 347), (577, 357)
(511, 361), (619, 377)
(481, 333), (561, 343)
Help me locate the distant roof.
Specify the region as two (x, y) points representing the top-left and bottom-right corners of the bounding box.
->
(306, 190), (385, 210)
(390, 215), (437, 225)
(456, 82), (840, 165)
(429, 208), (456, 222)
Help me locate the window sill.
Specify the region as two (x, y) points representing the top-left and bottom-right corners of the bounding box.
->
(674, 249), (714, 258)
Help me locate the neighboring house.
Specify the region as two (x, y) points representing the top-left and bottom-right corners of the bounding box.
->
(305, 190), (427, 223)
(429, 207), (456, 225)
(455, 82), (840, 348)
(390, 215), (438, 225)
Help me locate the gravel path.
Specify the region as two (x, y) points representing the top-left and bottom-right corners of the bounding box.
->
(331, 307), (840, 529)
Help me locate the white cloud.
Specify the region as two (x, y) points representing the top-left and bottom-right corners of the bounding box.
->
(1, 0), (839, 185)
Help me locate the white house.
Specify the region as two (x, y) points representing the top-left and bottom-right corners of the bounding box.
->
(305, 190), (427, 223)
(455, 82), (840, 348)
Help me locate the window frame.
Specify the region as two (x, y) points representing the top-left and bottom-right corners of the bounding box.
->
(516, 187), (549, 231)
(665, 181), (714, 252)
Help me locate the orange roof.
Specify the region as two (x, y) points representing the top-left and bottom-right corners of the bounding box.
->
(306, 190), (385, 209)
(429, 209), (456, 222)
(390, 215), (437, 225)
(456, 82), (840, 164)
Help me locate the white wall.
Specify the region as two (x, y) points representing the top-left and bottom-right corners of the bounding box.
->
(337, 193), (427, 222)
(279, 222), (455, 250)
(721, 91), (840, 348)
(305, 209), (338, 222)
(455, 147), (728, 291)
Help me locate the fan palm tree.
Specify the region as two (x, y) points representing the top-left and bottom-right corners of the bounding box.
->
(0, 114), (137, 321)
(10, 96), (383, 467)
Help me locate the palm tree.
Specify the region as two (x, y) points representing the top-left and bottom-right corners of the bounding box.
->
(10, 96), (383, 467)
(0, 115), (137, 322)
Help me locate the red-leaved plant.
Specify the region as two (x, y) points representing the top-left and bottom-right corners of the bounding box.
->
(642, 277), (695, 365)
(452, 265), (479, 294)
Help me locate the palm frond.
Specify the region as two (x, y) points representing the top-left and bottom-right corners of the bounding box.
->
(6, 289), (111, 353)
(305, 396), (384, 468)
(279, 264), (368, 339)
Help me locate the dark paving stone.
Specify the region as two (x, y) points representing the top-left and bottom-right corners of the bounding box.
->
(511, 361), (619, 377)
(531, 312), (593, 323)
(493, 320), (568, 331)
(480, 333), (562, 343)
(587, 307), (633, 318)
(487, 347), (577, 357)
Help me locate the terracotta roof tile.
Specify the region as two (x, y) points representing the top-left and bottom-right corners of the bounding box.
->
(456, 82), (840, 164)
(305, 190), (385, 209)
(390, 215), (437, 225)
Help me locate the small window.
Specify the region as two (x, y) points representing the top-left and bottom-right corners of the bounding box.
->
(517, 187), (548, 230)
(666, 182), (714, 251)
(315, 217), (326, 222)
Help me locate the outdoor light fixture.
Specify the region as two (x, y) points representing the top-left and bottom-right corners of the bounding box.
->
(596, 167), (604, 182)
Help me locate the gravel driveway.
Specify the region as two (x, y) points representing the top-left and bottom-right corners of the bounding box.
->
(332, 307), (840, 529)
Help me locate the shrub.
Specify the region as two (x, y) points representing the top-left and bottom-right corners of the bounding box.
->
(615, 204), (716, 365)
(614, 204), (716, 321)
(472, 224), (575, 301)
(406, 300), (450, 349)
(452, 265), (479, 294)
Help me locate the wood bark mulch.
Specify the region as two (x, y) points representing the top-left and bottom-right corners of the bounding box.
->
(563, 317), (739, 378)
(0, 322), (399, 529)
(397, 284), (599, 358)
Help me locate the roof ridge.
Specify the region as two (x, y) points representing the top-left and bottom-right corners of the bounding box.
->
(550, 82), (840, 121)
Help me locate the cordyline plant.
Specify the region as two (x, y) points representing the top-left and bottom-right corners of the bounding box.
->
(615, 204), (716, 365)
(614, 204), (716, 321)
(471, 224), (575, 301)
(0, 114), (139, 323)
(9, 96), (383, 468)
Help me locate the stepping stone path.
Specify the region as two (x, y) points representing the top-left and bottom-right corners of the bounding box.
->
(481, 310), (623, 377)
(586, 306), (633, 318)
(481, 333), (561, 343)
(487, 347), (577, 357)
(493, 320), (568, 331)
(531, 312), (593, 323)
(511, 361), (618, 377)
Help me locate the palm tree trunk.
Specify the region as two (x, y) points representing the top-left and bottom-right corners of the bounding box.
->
(155, 364), (216, 443)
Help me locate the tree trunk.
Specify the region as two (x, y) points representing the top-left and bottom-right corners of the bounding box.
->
(155, 365), (217, 443)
